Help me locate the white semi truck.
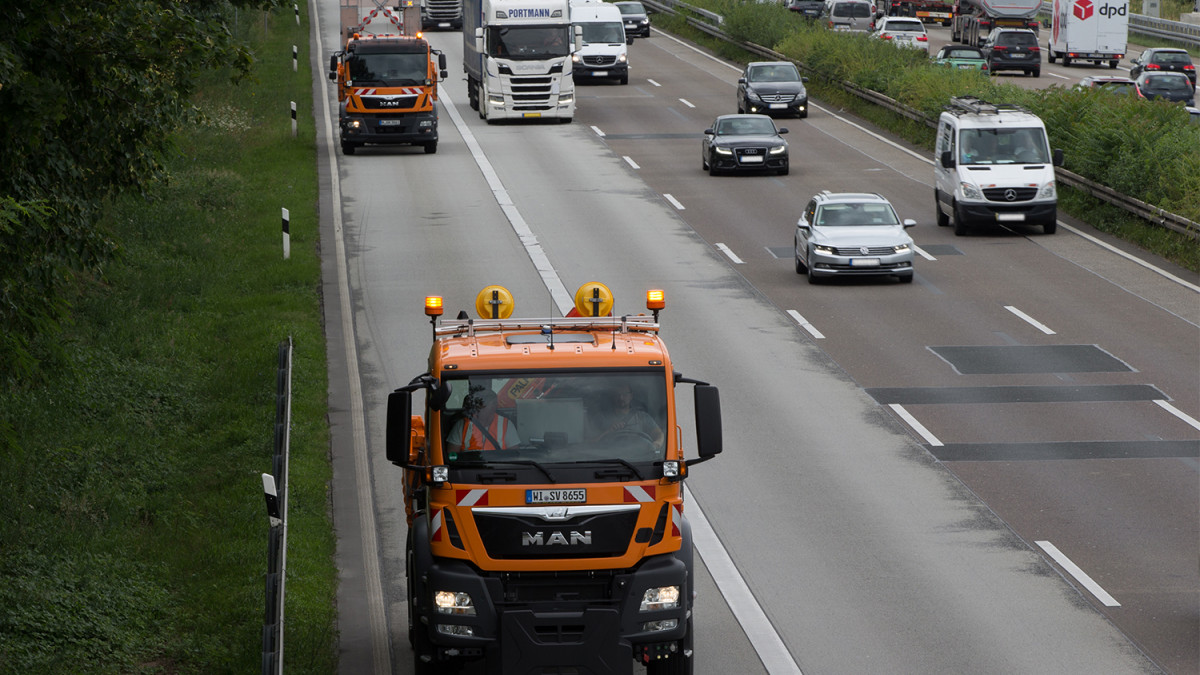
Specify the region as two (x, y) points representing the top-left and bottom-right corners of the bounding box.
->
(1046, 0), (1128, 69)
(463, 0), (577, 122)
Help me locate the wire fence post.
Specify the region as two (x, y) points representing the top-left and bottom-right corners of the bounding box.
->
(262, 337), (292, 675)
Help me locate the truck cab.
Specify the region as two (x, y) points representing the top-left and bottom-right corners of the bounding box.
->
(391, 283), (720, 674)
(571, 0), (631, 85)
(934, 96), (1063, 235)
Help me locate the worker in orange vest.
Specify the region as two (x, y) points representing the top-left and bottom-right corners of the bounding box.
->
(447, 387), (520, 452)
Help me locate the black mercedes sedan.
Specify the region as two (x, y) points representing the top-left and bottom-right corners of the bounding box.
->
(701, 114), (789, 176)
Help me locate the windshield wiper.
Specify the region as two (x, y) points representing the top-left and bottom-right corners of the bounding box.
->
(453, 459), (558, 483)
(565, 458), (644, 481)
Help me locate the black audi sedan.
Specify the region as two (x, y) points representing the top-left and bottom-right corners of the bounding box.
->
(701, 114), (789, 176)
(736, 61), (810, 118)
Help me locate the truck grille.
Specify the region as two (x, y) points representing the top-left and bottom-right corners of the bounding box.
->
(582, 55), (618, 67)
(983, 187), (1038, 202)
(508, 75), (559, 110)
(359, 95), (418, 108)
(498, 570), (618, 603)
(424, 0), (461, 19)
(474, 508), (638, 559)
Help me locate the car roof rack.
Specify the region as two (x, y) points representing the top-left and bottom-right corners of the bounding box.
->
(945, 96), (1032, 117)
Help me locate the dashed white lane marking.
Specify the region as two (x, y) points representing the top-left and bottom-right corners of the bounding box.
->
(716, 243), (744, 264)
(623, 156), (641, 170)
(1036, 541), (1121, 607)
(591, 125), (606, 137)
(664, 194), (685, 210)
(889, 404), (944, 446)
(1154, 400), (1200, 432)
(1005, 305), (1056, 335)
(787, 310), (825, 339)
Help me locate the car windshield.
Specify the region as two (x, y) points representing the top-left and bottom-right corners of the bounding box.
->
(439, 371), (668, 466)
(1154, 52), (1191, 65)
(948, 48), (983, 58)
(489, 26), (571, 59)
(833, 3), (872, 17)
(959, 127), (1050, 165)
(816, 203), (900, 226)
(717, 117), (776, 135)
(616, 3), (645, 15)
(580, 21), (624, 44)
(748, 64), (801, 82)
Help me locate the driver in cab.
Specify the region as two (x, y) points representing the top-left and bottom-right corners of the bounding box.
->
(586, 383), (664, 447)
(448, 388), (520, 452)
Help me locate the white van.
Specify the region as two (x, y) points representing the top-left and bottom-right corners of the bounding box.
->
(934, 96), (1062, 235)
(570, 0), (631, 84)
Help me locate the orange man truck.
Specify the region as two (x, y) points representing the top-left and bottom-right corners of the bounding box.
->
(387, 283), (723, 674)
(329, 0), (448, 155)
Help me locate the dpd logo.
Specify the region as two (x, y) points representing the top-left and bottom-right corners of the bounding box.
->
(1098, 2), (1127, 16)
(1072, 0), (1093, 20)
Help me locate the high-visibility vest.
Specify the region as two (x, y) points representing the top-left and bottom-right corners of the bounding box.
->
(456, 415), (515, 450)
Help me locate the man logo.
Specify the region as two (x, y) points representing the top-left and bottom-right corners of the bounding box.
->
(522, 531), (593, 546)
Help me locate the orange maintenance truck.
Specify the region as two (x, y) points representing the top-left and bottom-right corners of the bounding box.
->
(329, 0), (448, 155)
(387, 283), (723, 674)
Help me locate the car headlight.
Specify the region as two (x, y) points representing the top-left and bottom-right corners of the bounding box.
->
(746, 90), (762, 101)
(639, 19), (649, 25)
(434, 590), (476, 616)
(572, 54), (581, 63)
(959, 181), (984, 201)
(893, 243), (910, 253)
(714, 146), (733, 155)
(1037, 180), (1056, 200)
(769, 145), (787, 155)
(640, 586), (680, 612)
(813, 244), (835, 254)
(618, 53), (627, 63)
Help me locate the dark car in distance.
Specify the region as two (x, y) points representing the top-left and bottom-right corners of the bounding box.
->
(1076, 75), (1139, 96)
(702, 114), (790, 176)
(787, 0), (825, 19)
(736, 61), (810, 118)
(1133, 72), (1196, 106)
(1129, 48), (1196, 85)
(613, 1), (650, 38)
(981, 28), (1041, 77)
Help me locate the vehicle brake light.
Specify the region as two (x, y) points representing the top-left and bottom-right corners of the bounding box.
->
(993, 45), (1008, 51)
(1145, 64), (1161, 70)
(882, 34), (893, 39)
(1184, 64), (1196, 71)
(1030, 46), (1040, 52)
(917, 35), (927, 41)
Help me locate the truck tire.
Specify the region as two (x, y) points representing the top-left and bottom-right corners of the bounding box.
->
(953, 200), (969, 236)
(1062, 55), (1071, 67)
(424, 141), (437, 154)
(1031, 67), (1040, 77)
(620, 73), (629, 85)
(1109, 59), (1119, 69)
(341, 141), (356, 155)
(935, 191), (949, 227)
(1044, 219), (1057, 235)
(1048, 50), (1056, 64)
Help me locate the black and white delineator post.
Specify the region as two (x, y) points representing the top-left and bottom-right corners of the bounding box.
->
(290, 101), (297, 138)
(281, 208), (290, 260)
(294, 3), (300, 25)
(292, 45), (298, 72)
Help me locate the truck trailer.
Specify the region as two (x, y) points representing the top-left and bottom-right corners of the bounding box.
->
(463, 0), (577, 122)
(1046, 0), (1128, 68)
(390, 283), (721, 674)
(951, 0), (1041, 45)
(886, 0), (955, 26)
(329, 0), (448, 154)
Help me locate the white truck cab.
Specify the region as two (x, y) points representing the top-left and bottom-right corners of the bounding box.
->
(570, 0), (631, 84)
(934, 96), (1063, 235)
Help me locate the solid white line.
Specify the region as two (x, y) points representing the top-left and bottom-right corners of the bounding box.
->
(591, 125), (606, 137)
(1154, 400), (1200, 432)
(1048, 72), (1071, 80)
(889, 404), (943, 447)
(663, 193), (685, 210)
(1058, 222), (1200, 294)
(914, 244), (936, 261)
(647, 78), (662, 87)
(1036, 541), (1121, 607)
(716, 243), (744, 264)
(679, 98), (696, 108)
(787, 310), (825, 339)
(685, 485), (804, 674)
(623, 156), (641, 170)
(312, 1), (391, 672)
(1005, 305), (1056, 335)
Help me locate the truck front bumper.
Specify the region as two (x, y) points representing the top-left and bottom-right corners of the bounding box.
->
(573, 62), (629, 81)
(419, 555), (690, 673)
(957, 200), (1057, 226)
(339, 111), (438, 146)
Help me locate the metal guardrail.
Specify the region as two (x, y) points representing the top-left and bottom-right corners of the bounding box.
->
(642, 0), (1199, 239)
(261, 337), (293, 675)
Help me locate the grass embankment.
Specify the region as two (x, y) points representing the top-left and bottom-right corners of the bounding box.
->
(653, 6), (1200, 273)
(0, 7), (336, 674)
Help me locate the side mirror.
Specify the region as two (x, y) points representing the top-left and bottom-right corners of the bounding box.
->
(474, 26), (483, 52)
(738, 77), (746, 84)
(627, 36), (634, 45)
(903, 218), (917, 228)
(778, 127), (789, 134)
(704, 128), (714, 135)
(940, 150), (955, 168)
(574, 25), (583, 51)
(1052, 148), (1064, 167)
(693, 385), (722, 459)
(801, 76), (809, 83)
(329, 54), (338, 80)
(439, 53), (447, 71)
(386, 390), (414, 465)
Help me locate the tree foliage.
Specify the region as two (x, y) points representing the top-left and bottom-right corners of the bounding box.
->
(0, 0), (274, 384)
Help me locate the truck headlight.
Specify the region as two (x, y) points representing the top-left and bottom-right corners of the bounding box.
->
(959, 181), (984, 201)
(558, 93), (574, 105)
(618, 53), (627, 63)
(487, 94), (504, 106)
(769, 145), (786, 155)
(640, 585), (680, 612)
(436, 624), (476, 636)
(434, 590), (476, 615)
(642, 618), (678, 632)
(1037, 180), (1056, 200)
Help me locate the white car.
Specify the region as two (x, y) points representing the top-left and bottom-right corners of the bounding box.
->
(872, 17), (929, 52)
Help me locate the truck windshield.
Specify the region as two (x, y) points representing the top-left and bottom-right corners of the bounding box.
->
(579, 21), (624, 44)
(348, 52), (428, 85)
(489, 26), (571, 59)
(959, 127), (1050, 165)
(439, 371), (668, 466)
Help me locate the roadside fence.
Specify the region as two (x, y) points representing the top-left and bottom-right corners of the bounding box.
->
(262, 337), (293, 675)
